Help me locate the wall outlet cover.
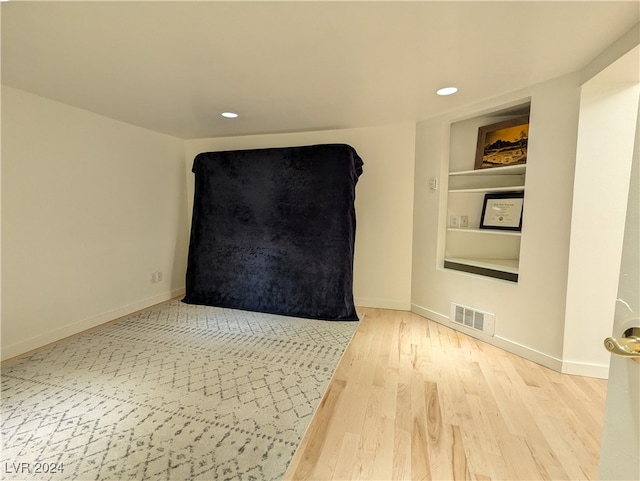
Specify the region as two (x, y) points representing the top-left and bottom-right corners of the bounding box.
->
(450, 215), (460, 228)
(460, 215), (469, 227)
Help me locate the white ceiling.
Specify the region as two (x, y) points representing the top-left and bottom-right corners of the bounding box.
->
(2, 1), (639, 140)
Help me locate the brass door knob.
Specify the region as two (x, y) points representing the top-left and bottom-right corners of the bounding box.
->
(604, 327), (640, 363)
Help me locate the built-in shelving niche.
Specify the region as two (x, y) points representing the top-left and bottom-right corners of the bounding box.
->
(444, 102), (531, 282)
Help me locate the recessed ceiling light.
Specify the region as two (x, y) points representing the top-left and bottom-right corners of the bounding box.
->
(221, 112), (239, 118)
(436, 87), (458, 96)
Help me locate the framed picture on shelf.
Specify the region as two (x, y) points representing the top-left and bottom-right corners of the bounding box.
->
(474, 115), (529, 170)
(480, 192), (524, 231)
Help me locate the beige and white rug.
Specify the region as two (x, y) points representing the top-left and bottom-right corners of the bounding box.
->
(1, 299), (358, 480)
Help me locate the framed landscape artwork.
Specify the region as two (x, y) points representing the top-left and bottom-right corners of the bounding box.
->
(474, 115), (529, 170)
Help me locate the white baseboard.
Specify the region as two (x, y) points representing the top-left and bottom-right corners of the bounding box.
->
(411, 303), (569, 376)
(561, 360), (610, 379)
(1, 288), (185, 361)
(413, 303), (610, 379)
(411, 303), (448, 324)
(355, 297), (411, 311)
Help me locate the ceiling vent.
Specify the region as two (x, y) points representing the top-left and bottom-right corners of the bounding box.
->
(450, 302), (495, 336)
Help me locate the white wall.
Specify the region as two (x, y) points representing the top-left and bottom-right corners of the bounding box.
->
(1, 86), (189, 360)
(412, 24), (640, 376)
(1, 95), (414, 359)
(184, 124), (416, 311)
(411, 73), (583, 371)
(0, 7), (4, 360)
(563, 49), (640, 377)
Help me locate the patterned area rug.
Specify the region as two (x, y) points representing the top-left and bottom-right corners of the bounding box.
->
(1, 299), (359, 480)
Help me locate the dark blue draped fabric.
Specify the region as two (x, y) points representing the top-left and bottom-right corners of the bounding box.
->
(182, 144), (363, 321)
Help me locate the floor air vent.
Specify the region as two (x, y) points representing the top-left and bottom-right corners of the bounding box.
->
(450, 302), (495, 336)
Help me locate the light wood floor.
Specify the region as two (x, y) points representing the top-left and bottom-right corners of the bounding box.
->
(284, 308), (607, 481)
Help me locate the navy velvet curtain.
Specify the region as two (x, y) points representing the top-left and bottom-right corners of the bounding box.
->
(182, 143), (363, 321)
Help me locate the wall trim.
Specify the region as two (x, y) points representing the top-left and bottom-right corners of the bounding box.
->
(561, 360), (609, 380)
(411, 302), (567, 375)
(355, 297), (411, 311)
(411, 303), (449, 324)
(1, 288), (186, 362)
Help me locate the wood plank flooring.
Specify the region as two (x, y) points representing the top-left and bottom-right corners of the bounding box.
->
(284, 308), (607, 480)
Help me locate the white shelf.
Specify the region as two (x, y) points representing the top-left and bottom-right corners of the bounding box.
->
(448, 185), (525, 194)
(447, 228), (522, 237)
(449, 164), (526, 177)
(444, 257), (519, 275)
(448, 257), (519, 274)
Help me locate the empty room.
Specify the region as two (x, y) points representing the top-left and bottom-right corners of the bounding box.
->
(1, 1), (639, 480)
